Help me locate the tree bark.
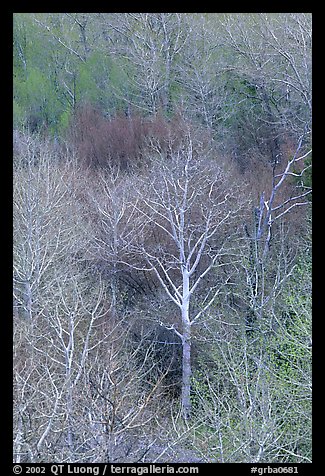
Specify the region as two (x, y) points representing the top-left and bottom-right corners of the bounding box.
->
(181, 325), (192, 420)
(181, 269), (192, 420)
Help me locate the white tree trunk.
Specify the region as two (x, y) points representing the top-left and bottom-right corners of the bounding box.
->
(181, 269), (192, 420)
(181, 324), (192, 420)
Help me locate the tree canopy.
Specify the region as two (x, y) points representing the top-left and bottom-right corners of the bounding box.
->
(13, 12), (312, 464)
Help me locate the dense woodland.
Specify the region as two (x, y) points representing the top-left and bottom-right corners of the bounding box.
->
(13, 13), (312, 463)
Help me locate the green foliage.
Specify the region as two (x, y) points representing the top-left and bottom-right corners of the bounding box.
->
(13, 99), (26, 129)
(13, 12), (311, 150)
(190, 369), (212, 412)
(14, 66), (63, 133)
(57, 109), (72, 135)
(76, 51), (116, 108)
(270, 252), (311, 380)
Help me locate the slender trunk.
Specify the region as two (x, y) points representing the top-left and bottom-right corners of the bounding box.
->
(111, 222), (119, 320)
(22, 280), (32, 320)
(181, 325), (192, 420)
(181, 269), (192, 419)
(110, 253), (118, 320)
(65, 314), (75, 457)
(162, 55), (171, 113)
(66, 385), (74, 455)
(14, 407), (25, 463)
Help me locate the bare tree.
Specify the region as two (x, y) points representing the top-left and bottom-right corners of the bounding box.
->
(175, 14), (235, 131)
(13, 133), (169, 463)
(220, 13), (311, 135)
(13, 132), (92, 321)
(97, 13), (190, 114)
(126, 132), (248, 419)
(13, 132), (104, 462)
(242, 133), (311, 331)
(190, 236), (311, 462)
(83, 320), (171, 463)
(13, 265), (169, 462)
(82, 165), (149, 317)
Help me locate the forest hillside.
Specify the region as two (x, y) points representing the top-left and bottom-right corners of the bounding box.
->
(13, 13), (312, 464)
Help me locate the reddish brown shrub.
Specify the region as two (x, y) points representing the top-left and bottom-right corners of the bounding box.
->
(67, 103), (211, 171)
(68, 104), (147, 170)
